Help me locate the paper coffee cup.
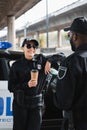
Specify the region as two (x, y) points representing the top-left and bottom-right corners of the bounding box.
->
(31, 69), (38, 81)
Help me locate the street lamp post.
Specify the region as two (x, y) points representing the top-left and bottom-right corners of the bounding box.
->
(24, 25), (27, 38)
(46, 0), (49, 48)
(24, 22), (29, 38)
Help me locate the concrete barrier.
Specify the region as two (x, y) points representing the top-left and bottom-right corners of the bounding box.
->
(40, 48), (56, 53)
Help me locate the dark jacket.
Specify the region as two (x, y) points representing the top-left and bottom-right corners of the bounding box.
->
(56, 44), (87, 130)
(8, 54), (47, 108)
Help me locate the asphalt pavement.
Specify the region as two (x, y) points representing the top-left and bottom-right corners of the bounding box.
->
(38, 46), (73, 57)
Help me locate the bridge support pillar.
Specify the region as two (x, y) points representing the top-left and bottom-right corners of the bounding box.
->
(7, 15), (16, 50)
(35, 31), (39, 41)
(57, 29), (62, 47)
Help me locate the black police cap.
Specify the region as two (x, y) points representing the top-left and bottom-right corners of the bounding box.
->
(22, 38), (39, 48)
(64, 16), (87, 34)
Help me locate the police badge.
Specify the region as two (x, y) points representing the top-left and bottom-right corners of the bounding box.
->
(58, 66), (67, 80)
(37, 64), (42, 70)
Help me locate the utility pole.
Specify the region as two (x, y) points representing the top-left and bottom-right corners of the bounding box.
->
(46, 0), (49, 48)
(24, 25), (27, 38)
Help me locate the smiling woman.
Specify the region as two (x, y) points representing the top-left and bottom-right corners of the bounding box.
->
(8, 38), (53, 130)
(0, 48), (67, 130)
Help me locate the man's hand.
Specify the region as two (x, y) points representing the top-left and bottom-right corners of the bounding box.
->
(45, 61), (51, 74)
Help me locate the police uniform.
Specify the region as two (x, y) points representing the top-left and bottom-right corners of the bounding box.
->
(55, 44), (87, 130)
(8, 54), (48, 130)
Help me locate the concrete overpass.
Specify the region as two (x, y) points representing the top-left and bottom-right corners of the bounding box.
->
(0, 0), (41, 29)
(16, 0), (87, 36)
(1, 0), (87, 49)
(0, 0), (41, 48)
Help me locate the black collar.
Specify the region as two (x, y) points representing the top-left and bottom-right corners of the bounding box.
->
(76, 43), (87, 52)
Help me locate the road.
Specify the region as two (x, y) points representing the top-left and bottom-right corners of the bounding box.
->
(38, 46), (73, 57)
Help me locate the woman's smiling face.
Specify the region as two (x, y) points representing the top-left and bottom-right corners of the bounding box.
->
(23, 42), (37, 60)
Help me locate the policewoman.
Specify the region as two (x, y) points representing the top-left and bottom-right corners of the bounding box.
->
(8, 39), (51, 130)
(55, 17), (87, 130)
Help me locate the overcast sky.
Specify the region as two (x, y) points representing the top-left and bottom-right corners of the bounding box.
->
(0, 0), (79, 37)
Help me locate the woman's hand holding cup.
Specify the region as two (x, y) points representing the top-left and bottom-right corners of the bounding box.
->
(28, 79), (38, 88)
(28, 69), (39, 88)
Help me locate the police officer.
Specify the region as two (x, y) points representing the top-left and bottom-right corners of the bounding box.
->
(54, 17), (87, 130)
(8, 39), (52, 130)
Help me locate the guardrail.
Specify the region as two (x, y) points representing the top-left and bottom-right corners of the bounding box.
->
(40, 48), (56, 53)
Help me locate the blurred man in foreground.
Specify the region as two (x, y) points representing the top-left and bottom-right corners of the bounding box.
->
(55, 17), (87, 130)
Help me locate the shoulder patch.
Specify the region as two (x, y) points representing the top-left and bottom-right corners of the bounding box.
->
(37, 64), (42, 70)
(58, 66), (67, 80)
